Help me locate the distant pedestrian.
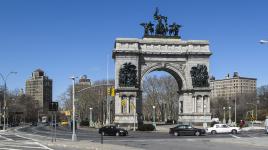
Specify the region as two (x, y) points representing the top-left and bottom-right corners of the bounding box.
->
(264, 117), (268, 134)
(239, 120), (245, 128)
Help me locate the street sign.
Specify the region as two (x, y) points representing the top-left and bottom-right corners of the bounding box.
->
(49, 102), (58, 111)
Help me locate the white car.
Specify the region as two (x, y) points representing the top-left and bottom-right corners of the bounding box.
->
(207, 124), (240, 134)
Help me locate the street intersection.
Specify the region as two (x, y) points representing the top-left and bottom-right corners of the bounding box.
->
(14, 125), (268, 150)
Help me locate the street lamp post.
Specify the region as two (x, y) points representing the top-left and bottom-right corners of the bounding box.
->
(152, 105), (156, 129)
(223, 107), (226, 124)
(89, 107), (93, 127)
(246, 103), (258, 121)
(228, 106), (232, 125)
(0, 72), (17, 131)
(234, 85), (238, 126)
(235, 95), (237, 125)
(70, 76), (77, 141)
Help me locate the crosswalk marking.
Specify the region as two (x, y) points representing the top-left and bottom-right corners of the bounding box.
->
(0, 133), (53, 150)
(0, 135), (15, 141)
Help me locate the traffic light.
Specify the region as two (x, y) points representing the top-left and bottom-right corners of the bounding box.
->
(107, 88), (111, 95)
(111, 87), (115, 97)
(49, 102), (58, 111)
(107, 87), (115, 97)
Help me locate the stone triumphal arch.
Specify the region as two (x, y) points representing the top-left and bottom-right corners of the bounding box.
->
(112, 9), (212, 127)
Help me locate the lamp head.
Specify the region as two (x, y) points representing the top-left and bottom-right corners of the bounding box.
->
(69, 76), (78, 80)
(259, 40), (268, 44)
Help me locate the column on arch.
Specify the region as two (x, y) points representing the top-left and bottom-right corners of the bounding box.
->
(192, 96), (196, 113)
(201, 95), (204, 113)
(121, 95), (128, 114)
(207, 96), (210, 113)
(196, 95), (202, 113)
(115, 93), (120, 114)
(203, 96), (209, 113)
(129, 96), (135, 114)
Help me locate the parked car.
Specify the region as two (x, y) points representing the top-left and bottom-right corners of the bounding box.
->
(31, 122), (38, 126)
(169, 124), (206, 136)
(207, 124), (240, 134)
(98, 125), (128, 136)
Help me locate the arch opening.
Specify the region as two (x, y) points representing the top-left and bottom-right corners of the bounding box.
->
(141, 69), (182, 123)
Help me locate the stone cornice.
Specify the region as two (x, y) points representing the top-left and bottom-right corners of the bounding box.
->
(112, 50), (212, 58)
(113, 37), (211, 59)
(115, 38), (209, 45)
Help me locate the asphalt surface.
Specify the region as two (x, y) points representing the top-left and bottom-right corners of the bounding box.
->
(0, 131), (52, 150)
(17, 125), (268, 150)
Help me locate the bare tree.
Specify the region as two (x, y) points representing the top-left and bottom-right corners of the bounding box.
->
(59, 79), (114, 124)
(142, 75), (179, 122)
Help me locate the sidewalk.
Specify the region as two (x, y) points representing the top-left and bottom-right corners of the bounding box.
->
(45, 139), (143, 150)
(241, 126), (265, 131)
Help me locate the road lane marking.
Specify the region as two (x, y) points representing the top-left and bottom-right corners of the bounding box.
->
(0, 135), (15, 141)
(14, 133), (54, 150)
(0, 144), (48, 149)
(229, 134), (241, 138)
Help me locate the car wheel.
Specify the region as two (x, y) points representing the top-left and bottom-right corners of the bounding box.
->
(231, 129), (237, 134)
(116, 132), (120, 136)
(174, 132), (179, 136)
(211, 130), (216, 135)
(101, 132), (105, 136)
(195, 131), (200, 136)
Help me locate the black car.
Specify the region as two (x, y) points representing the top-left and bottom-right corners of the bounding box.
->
(169, 124), (206, 136)
(98, 125), (128, 136)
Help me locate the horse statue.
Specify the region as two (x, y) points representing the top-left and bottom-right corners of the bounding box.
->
(169, 22), (182, 36)
(140, 21), (154, 36)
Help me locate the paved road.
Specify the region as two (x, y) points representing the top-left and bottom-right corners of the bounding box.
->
(19, 125), (268, 140)
(18, 125), (268, 150)
(0, 131), (53, 150)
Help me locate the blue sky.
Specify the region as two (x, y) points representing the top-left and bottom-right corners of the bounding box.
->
(0, 0), (268, 99)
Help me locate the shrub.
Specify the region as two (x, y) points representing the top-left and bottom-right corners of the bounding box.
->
(138, 124), (155, 131)
(166, 119), (177, 125)
(80, 120), (89, 126)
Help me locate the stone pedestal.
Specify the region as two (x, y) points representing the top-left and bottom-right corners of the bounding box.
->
(114, 87), (139, 127)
